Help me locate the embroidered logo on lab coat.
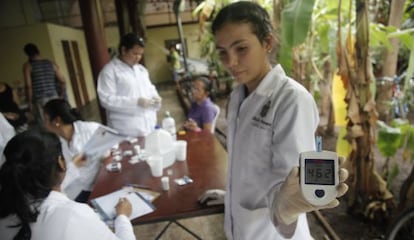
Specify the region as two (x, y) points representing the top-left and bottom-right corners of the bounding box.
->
(260, 100), (271, 117)
(251, 100), (272, 130)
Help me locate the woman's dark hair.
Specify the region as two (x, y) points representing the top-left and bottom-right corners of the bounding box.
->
(43, 99), (82, 124)
(211, 1), (273, 43)
(194, 75), (216, 102)
(118, 32), (145, 54)
(0, 129), (63, 239)
(23, 43), (40, 58)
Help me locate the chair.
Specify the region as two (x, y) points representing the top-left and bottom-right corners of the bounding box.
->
(211, 103), (220, 134)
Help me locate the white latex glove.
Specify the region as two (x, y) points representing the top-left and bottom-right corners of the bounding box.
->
(150, 96), (162, 108)
(198, 189), (226, 206)
(152, 96), (162, 104)
(138, 97), (154, 108)
(274, 156), (349, 225)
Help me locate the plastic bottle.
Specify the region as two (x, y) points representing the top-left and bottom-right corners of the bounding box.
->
(162, 111), (177, 140)
(145, 125), (175, 168)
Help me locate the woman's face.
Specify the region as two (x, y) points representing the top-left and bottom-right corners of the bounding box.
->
(214, 22), (272, 92)
(121, 45), (144, 66)
(191, 80), (208, 103)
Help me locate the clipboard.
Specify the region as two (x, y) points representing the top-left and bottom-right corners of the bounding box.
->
(91, 188), (155, 221)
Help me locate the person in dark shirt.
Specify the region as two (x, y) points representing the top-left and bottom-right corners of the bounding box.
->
(22, 43), (66, 125)
(0, 82), (27, 132)
(183, 76), (217, 133)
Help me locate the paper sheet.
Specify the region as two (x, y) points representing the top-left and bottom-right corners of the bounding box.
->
(82, 126), (126, 157)
(91, 188), (155, 221)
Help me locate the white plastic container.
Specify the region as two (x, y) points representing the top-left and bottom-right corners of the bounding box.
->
(145, 126), (176, 168)
(162, 111), (177, 140)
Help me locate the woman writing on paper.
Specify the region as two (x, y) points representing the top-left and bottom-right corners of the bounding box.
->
(0, 129), (135, 240)
(43, 98), (103, 203)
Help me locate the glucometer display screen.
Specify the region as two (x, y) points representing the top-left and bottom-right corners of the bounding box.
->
(305, 159), (334, 185)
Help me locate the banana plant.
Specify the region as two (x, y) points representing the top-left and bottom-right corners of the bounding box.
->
(377, 120), (403, 185)
(279, 0), (315, 74)
(377, 118), (414, 206)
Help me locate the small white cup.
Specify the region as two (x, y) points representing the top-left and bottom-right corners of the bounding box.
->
(134, 145), (141, 155)
(175, 140), (187, 161)
(147, 155), (163, 177)
(161, 176), (170, 190)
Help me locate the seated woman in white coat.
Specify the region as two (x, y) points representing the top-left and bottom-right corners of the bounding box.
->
(0, 129), (135, 240)
(0, 113), (15, 167)
(43, 99), (103, 203)
(98, 33), (162, 137)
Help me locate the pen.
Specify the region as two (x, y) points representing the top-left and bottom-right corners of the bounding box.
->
(126, 183), (151, 189)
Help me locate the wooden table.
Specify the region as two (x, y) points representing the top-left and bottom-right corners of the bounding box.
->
(89, 129), (227, 225)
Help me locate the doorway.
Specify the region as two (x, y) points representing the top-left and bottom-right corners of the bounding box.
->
(61, 40), (90, 108)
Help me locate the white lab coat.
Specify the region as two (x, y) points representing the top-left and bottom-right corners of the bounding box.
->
(60, 121), (102, 199)
(0, 113), (15, 167)
(97, 58), (161, 137)
(225, 65), (319, 239)
(0, 191), (135, 240)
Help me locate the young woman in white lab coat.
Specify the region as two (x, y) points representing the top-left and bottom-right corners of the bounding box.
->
(198, 2), (349, 240)
(43, 99), (102, 202)
(97, 33), (161, 137)
(0, 129), (135, 240)
(0, 113), (15, 167)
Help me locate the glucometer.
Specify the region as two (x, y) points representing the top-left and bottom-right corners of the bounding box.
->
(300, 137), (339, 206)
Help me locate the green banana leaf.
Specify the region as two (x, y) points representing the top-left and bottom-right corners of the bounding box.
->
(279, 0), (315, 74)
(405, 126), (414, 161)
(377, 120), (402, 158)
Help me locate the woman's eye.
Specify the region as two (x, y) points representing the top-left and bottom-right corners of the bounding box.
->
(236, 46), (247, 53)
(218, 50), (226, 57)
(218, 51), (228, 60)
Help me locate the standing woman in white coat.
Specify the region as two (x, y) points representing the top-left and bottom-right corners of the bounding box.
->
(0, 129), (135, 240)
(198, 2), (349, 240)
(98, 33), (162, 137)
(43, 99), (102, 203)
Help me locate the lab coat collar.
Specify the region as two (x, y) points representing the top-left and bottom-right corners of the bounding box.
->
(114, 56), (143, 70)
(113, 57), (129, 67)
(255, 64), (287, 97)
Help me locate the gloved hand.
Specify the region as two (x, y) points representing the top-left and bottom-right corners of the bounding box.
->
(274, 156), (349, 225)
(152, 96), (162, 105)
(198, 189), (226, 206)
(138, 97), (155, 108)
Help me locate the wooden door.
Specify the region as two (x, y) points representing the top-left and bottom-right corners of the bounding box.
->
(61, 40), (89, 108)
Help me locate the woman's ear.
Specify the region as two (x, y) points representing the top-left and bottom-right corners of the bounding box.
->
(263, 34), (275, 53)
(57, 156), (66, 172)
(53, 116), (63, 127)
